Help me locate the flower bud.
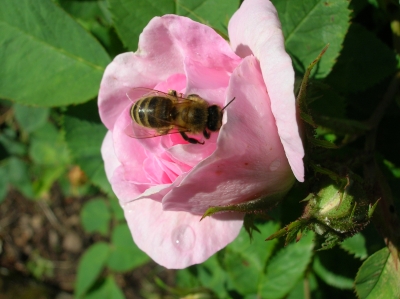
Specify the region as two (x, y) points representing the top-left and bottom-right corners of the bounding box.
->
(267, 175), (378, 249)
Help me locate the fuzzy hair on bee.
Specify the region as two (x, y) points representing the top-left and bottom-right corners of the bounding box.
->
(126, 88), (235, 144)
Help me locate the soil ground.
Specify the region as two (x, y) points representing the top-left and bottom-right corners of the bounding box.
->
(0, 187), (175, 299)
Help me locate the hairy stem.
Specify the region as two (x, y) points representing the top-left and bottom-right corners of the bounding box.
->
(364, 72), (400, 261)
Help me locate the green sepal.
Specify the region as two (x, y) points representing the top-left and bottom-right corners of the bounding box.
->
(317, 233), (342, 251)
(300, 111), (317, 127)
(296, 45), (344, 152)
(265, 219), (307, 245)
(297, 44), (330, 112)
(309, 163), (338, 179)
(201, 192), (286, 220)
(309, 162), (346, 183)
(309, 138), (338, 149)
(368, 198), (380, 219)
(243, 214), (262, 240)
(296, 45), (329, 144)
(312, 115), (370, 135)
(266, 174), (379, 250)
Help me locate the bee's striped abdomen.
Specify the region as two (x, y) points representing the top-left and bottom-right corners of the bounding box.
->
(130, 96), (174, 129)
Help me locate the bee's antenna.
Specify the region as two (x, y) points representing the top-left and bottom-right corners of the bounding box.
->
(221, 97), (236, 111)
(126, 93), (133, 102)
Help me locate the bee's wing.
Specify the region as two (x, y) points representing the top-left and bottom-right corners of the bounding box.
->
(126, 87), (178, 103)
(124, 87), (197, 140)
(123, 122), (165, 139)
(124, 121), (189, 139)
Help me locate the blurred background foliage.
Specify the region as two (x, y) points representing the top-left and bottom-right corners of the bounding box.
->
(0, 0), (399, 298)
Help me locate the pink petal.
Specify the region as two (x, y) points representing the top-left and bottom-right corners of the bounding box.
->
(167, 142), (216, 168)
(111, 165), (171, 205)
(101, 131), (120, 181)
(228, 0), (305, 182)
(99, 15), (241, 131)
(184, 57), (233, 105)
(112, 107), (151, 181)
(163, 56), (295, 214)
(154, 73), (187, 94)
(123, 198), (243, 269)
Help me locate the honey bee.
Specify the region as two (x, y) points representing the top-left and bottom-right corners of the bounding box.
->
(126, 88), (235, 144)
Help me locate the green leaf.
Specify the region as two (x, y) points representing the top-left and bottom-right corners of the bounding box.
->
(58, 0), (124, 58)
(65, 99), (102, 123)
(109, 196), (125, 222)
(176, 0), (240, 38)
(59, 0), (112, 26)
(75, 242), (111, 298)
(286, 273), (319, 299)
(63, 115), (112, 195)
(29, 122), (70, 166)
(31, 165), (65, 198)
(5, 157), (34, 198)
(0, 165), (9, 203)
(285, 278), (306, 299)
(355, 247), (400, 299)
(83, 276), (125, 299)
(259, 232), (315, 299)
(307, 83), (346, 119)
(0, 0), (110, 106)
(107, 223), (150, 272)
(273, 0), (351, 78)
(340, 233), (368, 260)
(312, 256), (353, 289)
(14, 104), (50, 133)
(26, 252), (54, 279)
(108, 0), (239, 51)
(80, 198), (111, 235)
(222, 222), (280, 295)
(0, 129), (27, 156)
(175, 267), (201, 289)
(107, 0), (175, 50)
(326, 23), (397, 93)
(197, 255), (229, 298)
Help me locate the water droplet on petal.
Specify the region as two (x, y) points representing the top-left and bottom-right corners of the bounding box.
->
(171, 225), (195, 252)
(269, 159), (281, 171)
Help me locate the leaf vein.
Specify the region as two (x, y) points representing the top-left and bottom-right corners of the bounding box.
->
(285, 1), (321, 45)
(0, 20), (105, 72)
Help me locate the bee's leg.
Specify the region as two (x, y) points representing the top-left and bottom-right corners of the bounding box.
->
(180, 132), (204, 145)
(203, 129), (210, 139)
(168, 90), (178, 97)
(157, 128), (170, 135)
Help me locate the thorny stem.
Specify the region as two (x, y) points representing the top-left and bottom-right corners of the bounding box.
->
(364, 72), (400, 179)
(330, 72), (400, 148)
(364, 72), (400, 262)
(365, 72), (400, 134)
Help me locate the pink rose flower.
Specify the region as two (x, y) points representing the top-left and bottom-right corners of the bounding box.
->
(99, 0), (304, 269)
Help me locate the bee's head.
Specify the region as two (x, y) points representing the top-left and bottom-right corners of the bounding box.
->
(207, 105), (223, 131)
(206, 98), (235, 132)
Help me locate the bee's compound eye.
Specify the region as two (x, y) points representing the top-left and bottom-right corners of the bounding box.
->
(207, 105), (222, 131)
